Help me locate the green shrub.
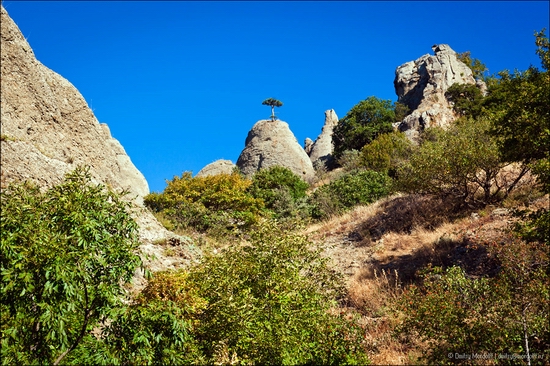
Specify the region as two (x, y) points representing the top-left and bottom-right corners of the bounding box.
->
(248, 166), (309, 219)
(310, 170), (392, 220)
(359, 130), (413, 176)
(398, 238), (550, 365)
(144, 172), (265, 236)
(332, 96), (395, 161)
(445, 83), (485, 118)
(0, 167), (141, 365)
(68, 270), (206, 365)
(187, 221), (369, 365)
(337, 149), (362, 172)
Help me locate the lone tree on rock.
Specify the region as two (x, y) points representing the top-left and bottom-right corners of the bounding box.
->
(262, 98), (283, 121)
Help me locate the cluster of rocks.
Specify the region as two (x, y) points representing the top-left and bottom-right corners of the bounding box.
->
(203, 44), (485, 179)
(2, 3), (487, 241)
(394, 44), (487, 141)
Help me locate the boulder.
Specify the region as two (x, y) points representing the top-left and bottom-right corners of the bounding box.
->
(0, 6), (149, 202)
(196, 159), (236, 177)
(307, 109), (339, 169)
(236, 120), (315, 182)
(394, 44), (486, 141)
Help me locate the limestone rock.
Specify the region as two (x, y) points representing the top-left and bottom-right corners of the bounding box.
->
(304, 138), (314, 155)
(394, 44), (486, 140)
(0, 6), (148, 202)
(196, 159), (236, 177)
(0, 6), (200, 278)
(236, 120), (315, 182)
(307, 109), (339, 169)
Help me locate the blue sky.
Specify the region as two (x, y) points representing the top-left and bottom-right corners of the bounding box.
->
(3, 1), (549, 193)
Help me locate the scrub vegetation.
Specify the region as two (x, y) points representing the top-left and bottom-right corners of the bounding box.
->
(2, 30), (548, 365)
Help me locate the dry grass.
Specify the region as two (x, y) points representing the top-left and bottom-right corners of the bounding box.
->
(304, 185), (549, 364)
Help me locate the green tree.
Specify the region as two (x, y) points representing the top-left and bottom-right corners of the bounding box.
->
(485, 30), (549, 244)
(188, 221), (369, 365)
(397, 117), (528, 205)
(332, 96), (395, 161)
(359, 130), (413, 177)
(262, 98), (283, 121)
(445, 83), (484, 118)
(0, 167), (142, 365)
(144, 172), (265, 236)
(457, 50), (489, 81)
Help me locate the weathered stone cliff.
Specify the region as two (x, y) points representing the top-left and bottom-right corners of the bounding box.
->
(0, 6), (195, 282)
(0, 6), (148, 202)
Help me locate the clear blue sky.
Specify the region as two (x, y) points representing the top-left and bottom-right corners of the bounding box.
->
(3, 1), (548, 193)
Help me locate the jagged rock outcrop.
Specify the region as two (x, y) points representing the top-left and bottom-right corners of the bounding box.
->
(236, 120), (315, 182)
(306, 109), (339, 169)
(196, 159), (236, 177)
(0, 6), (148, 202)
(394, 44), (485, 141)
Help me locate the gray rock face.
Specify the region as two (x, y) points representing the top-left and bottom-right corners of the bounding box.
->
(236, 120), (315, 182)
(394, 44), (485, 141)
(307, 109), (339, 168)
(196, 159), (236, 177)
(0, 6), (149, 202)
(0, 6), (200, 279)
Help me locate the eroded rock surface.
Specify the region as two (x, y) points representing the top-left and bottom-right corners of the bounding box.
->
(236, 120), (315, 182)
(307, 109), (339, 169)
(0, 6), (194, 274)
(394, 44), (485, 141)
(196, 159), (236, 177)
(0, 6), (148, 202)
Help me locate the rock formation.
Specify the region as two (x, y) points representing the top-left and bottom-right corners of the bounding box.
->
(0, 6), (149, 202)
(196, 159), (236, 177)
(306, 109), (339, 169)
(0, 6), (194, 277)
(236, 120), (315, 182)
(394, 44), (485, 140)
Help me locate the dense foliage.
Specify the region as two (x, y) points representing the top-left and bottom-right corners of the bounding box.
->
(247, 166), (309, 219)
(1, 168), (141, 365)
(144, 172), (265, 236)
(397, 117), (528, 205)
(310, 170), (392, 219)
(332, 96), (395, 161)
(72, 271), (206, 365)
(398, 238), (549, 365)
(187, 221), (369, 364)
(359, 130), (413, 177)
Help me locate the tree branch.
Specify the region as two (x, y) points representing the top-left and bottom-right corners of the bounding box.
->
(53, 284), (91, 365)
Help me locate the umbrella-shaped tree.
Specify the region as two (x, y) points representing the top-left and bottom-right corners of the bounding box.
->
(262, 98), (283, 121)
